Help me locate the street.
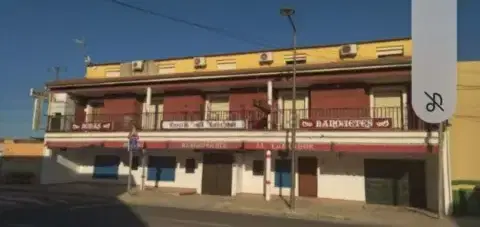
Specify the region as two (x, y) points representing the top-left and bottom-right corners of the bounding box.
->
(0, 190), (379, 227)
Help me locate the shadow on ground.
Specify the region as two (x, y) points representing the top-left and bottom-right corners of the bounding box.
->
(0, 156), (149, 227)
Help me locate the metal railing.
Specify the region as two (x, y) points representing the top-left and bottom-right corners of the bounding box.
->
(46, 107), (436, 132)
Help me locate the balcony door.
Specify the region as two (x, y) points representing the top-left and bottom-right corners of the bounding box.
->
(372, 88), (405, 129)
(86, 101), (104, 122)
(206, 95), (230, 121)
(281, 92), (308, 129)
(143, 98), (163, 130)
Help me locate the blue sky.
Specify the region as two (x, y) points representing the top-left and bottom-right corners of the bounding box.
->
(0, 0), (478, 138)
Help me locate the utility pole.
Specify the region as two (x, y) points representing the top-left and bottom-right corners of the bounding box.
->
(437, 121), (445, 218)
(280, 7), (297, 211)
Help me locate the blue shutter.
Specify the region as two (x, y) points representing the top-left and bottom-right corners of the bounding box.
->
(147, 156), (176, 182)
(275, 159), (291, 188)
(93, 155), (120, 179)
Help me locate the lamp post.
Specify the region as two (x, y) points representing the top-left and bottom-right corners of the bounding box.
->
(280, 7), (297, 211)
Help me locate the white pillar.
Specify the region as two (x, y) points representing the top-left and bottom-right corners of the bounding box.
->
(146, 87), (152, 106)
(265, 150), (272, 201)
(267, 81), (273, 130)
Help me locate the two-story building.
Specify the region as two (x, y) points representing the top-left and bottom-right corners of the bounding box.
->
(37, 37), (446, 212)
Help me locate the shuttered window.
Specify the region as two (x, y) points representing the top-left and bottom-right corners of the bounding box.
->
(373, 91), (403, 129)
(143, 98), (163, 130)
(207, 96), (230, 120)
(282, 94), (307, 129)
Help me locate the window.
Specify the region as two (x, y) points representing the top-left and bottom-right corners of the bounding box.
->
(274, 159), (291, 188)
(158, 64), (176, 74)
(185, 158), (196, 173)
(206, 95), (230, 120)
(87, 101), (104, 122)
(252, 160), (264, 176)
(147, 156), (176, 182)
(216, 59), (237, 70)
(280, 92), (308, 129)
(105, 71), (120, 78)
(284, 53), (307, 65)
(143, 97), (163, 130)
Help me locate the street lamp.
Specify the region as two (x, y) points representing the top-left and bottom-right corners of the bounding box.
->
(280, 7), (297, 211)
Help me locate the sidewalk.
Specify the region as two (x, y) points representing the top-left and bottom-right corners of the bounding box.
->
(2, 183), (478, 227)
(119, 191), (476, 227)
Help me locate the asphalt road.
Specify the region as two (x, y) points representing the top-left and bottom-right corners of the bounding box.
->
(0, 189), (381, 227)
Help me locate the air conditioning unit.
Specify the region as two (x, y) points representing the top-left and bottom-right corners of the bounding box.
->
(259, 52), (273, 63)
(194, 57), (206, 68)
(132, 60), (144, 71)
(339, 44), (358, 57)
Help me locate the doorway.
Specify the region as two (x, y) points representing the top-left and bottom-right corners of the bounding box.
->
(298, 157), (318, 197)
(364, 159), (427, 209)
(201, 152), (233, 196)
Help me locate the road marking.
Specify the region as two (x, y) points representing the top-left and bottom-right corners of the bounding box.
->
(153, 217), (233, 227)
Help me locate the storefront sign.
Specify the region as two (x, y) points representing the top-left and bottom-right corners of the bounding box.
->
(244, 142), (329, 151)
(161, 120), (245, 130)
(168, 141), (243, 150)
(299, 118), (392, 130)
(72, 122), (112, 131)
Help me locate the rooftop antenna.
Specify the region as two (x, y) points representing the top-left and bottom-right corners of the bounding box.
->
(48, 66), (67, 81)
(73, 37), (92, 66)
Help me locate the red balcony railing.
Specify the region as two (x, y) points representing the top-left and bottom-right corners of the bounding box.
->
(46, 107), (437, 133)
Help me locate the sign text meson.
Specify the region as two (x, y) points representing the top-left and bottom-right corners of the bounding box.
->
(72, 122), (112, 131)
(300, 118), (392, 129)
(161, 120), (245, 130)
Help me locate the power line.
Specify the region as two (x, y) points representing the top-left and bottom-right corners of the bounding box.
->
(107, 0), (279, 49)
(106, 1), (382, 64)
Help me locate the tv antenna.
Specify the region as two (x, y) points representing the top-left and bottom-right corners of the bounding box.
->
(48, 66), (67, 81)
(73, 37), (92, 66)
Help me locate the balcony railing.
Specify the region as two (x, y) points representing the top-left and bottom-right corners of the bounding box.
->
(46, 107), (437, 133)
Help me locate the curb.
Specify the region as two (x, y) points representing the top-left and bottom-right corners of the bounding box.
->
(120, 197), (360, 224)
(0, 186), (122, 199)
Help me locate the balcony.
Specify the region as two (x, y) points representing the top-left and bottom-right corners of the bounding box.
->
(46, 107), (436, 133)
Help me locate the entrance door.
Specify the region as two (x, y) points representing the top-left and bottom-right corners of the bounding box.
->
(298, 157), (318, 197)
(201, 153), (233, 196)
(364, 159), (427, 209)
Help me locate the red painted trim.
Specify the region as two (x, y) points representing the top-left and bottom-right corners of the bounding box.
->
(45, 141), (438, 153)
(244, 142), (330, 151)
(333, 144), (438, 153)
(167, 141), (243, 150)
(103, 141), (124, 148)
(144, 142), (167, 149)
(46, 141), (103, 148)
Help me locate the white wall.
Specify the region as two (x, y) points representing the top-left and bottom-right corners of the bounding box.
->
(239, 151), (438, 209)
(40, 147), (78, 184)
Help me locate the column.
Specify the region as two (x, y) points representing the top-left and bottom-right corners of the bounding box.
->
(146, 87), (152, 106)
(265, 150), (272, 201)
(267, 81), (273, 130)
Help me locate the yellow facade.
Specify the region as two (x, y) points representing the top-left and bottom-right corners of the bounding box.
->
(0, 139), (44, 178)
(1, 139), (44, 157)
(450, 61), (480, 215)
(85, 39), (412, 79)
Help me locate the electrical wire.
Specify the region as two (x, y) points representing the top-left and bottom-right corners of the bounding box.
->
(107, 0), (279, 49)
(106, 0), (370, 64)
